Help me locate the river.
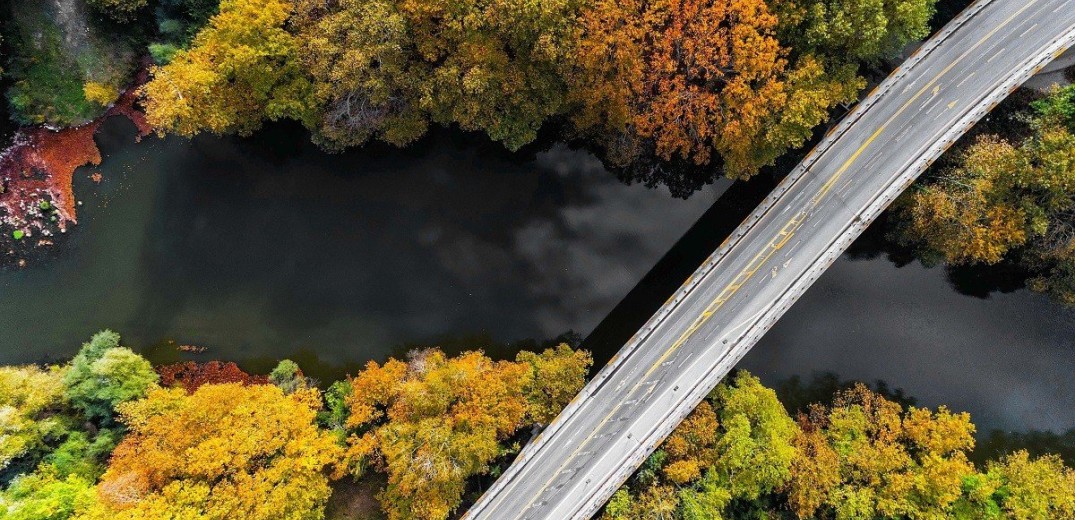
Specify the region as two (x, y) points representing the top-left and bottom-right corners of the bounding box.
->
(0, 117), (1072, 434)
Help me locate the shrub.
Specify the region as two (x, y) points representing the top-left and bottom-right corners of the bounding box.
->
(82, 82), (119, 108)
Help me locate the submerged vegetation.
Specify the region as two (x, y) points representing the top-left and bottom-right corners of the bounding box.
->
(0, 332), (1070, 519)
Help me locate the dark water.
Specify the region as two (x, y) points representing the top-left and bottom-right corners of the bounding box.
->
(1, 117), (1073, 434)
(587, 177), (1075, 434)
(0, 118), (719, 370)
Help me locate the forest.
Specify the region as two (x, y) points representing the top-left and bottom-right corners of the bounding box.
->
(0, 332), (1071, 519)
(1, 0), (941, 192)
(3, 0), (1075, 518)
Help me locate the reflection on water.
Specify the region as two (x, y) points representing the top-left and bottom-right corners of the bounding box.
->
(744, 254), (1075, 433)
(1, 116), (1072, 435)
(585, 181), (1075, 434)
(0, 119), (719, 366)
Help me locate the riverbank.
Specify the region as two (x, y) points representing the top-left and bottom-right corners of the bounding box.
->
(0, 68), (150, 268)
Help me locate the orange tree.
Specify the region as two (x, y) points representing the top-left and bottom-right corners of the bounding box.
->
(568, 0), (861, 180)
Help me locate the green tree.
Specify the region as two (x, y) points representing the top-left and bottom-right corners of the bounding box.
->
(0, 365), (69, 472)
(405, 0), (580, 151)
(317, 380), (353, 436)
(1032, 84), (1075, 131)
(596, 374), (1074, 520)
(84, 0), (150, 22)
(4, 1), (139, 126)
(295, 0), (580, 151)
(772, 0), (937, 63)
(268, 359), (308, 394)
(62, 331), (158, 422)
(0, 469), (96, 520)
(709, 372), (798, 500)
(599, 371), (798, 519)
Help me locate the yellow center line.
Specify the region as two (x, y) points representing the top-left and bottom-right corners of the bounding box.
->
(508, 2), (1042, 516)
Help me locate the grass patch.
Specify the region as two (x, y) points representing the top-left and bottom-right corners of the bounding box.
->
(4, 0), (139, 126)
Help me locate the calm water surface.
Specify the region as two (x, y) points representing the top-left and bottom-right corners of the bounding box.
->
(0, 117), (1072, 434)
(0, 119), (719, 366)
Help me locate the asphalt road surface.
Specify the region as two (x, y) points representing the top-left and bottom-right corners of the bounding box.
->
(465, 1), (1075, 518)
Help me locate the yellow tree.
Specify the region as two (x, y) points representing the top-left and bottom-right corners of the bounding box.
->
(402, 0), (581, 150)
(602, 371), (797, 519)
(787, 384), (977, 519)
(77, 383), (340, 520)
(141, 0), (314, 137)
(516, 343), (593, 424)
(901, 135), (1029, 264)
(293, 0), (431, 149)
(661, 401), (720, 485)
(982, 451), (1075, 518)
(343, 349), (532, 520)
(786, 413), (840, 518)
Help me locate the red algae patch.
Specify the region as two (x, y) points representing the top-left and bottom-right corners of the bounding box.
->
(158, 361), (270, 393)
(0, 69), (152, 236)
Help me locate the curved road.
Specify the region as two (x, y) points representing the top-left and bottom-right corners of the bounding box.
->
(465, 1), (1075, 519)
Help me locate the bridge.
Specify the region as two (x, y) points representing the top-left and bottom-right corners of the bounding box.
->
(464, 1), (1075, 518)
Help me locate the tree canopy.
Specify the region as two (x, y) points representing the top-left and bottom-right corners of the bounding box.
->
(294, 0), (580, 151)
(897, 85), (1075, 304)
(602, 372), (1075, 519)
(0, 365), (69, 473)
(78, 383), (341, 520)
(141, 0), (315, 137)
(340, 345), (590, 520)
(0, 339), (1073, 520)
(62, 331), (158, 423)
(569, 0), (861, 179)
(772, 0), (937, 63)
(131, 0), (945, 190)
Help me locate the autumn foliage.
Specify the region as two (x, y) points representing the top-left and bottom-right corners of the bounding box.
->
(0, 70), (151, 233)
(138, 0), (886, 188)
(570, 0), (860, 178)
(80, 384), (341, 519)
(604, 374), (1075, 519)
(339, 345), (591, 520)
(141, 0), (314, 137)
(1, 335), (1073, 520)
(897, 84), (1075, 305)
